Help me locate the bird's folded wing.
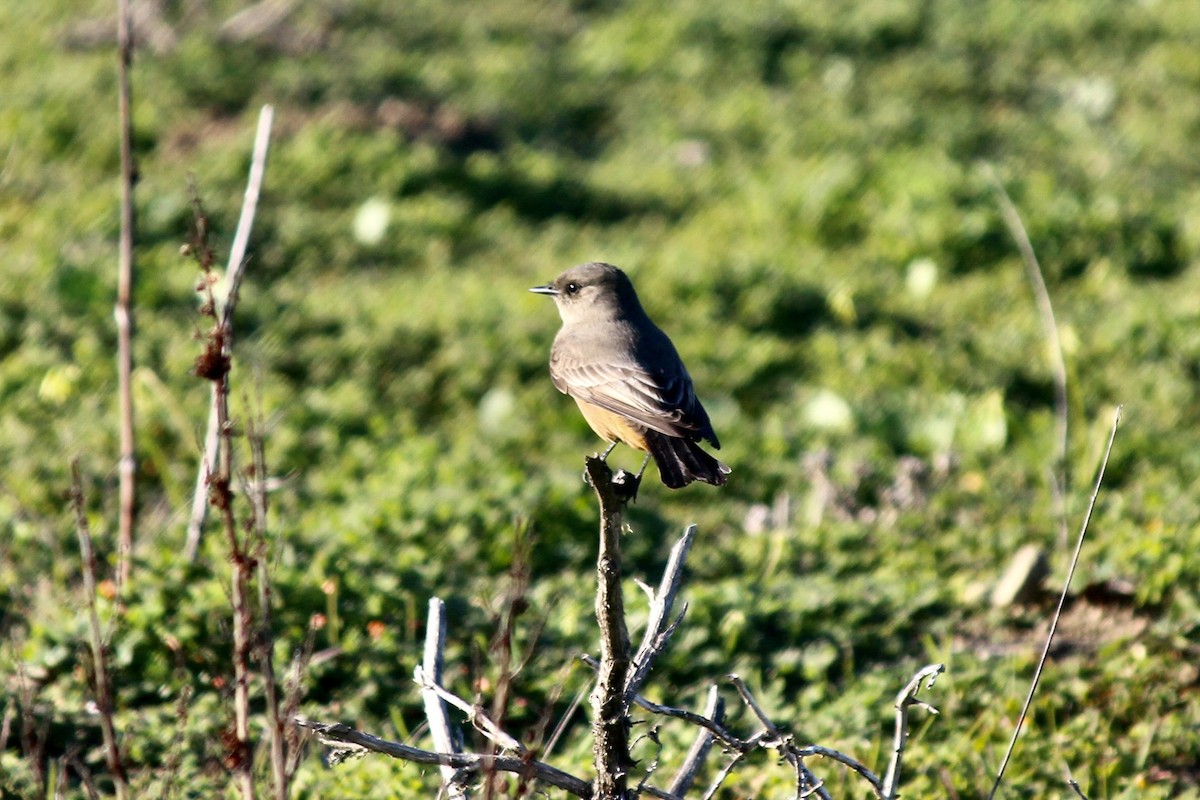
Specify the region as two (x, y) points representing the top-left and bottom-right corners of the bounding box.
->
(551, 359), (708, 442)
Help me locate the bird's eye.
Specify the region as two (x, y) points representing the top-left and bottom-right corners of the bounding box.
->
(565, 282), (580, 295)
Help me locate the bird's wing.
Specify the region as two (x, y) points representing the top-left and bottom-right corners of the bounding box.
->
(550, 353), (717, 446)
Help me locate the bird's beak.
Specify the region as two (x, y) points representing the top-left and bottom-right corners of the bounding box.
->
(529, 284), (559, 296)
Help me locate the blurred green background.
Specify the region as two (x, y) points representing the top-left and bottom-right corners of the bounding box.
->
(2, 0), (1199, 796)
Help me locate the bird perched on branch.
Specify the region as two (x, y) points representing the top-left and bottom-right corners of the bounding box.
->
(531, 262), (729, 489)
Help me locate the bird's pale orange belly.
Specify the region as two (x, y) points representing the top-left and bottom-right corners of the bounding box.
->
(574, 399), (651, 452)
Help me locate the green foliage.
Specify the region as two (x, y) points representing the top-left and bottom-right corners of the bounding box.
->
(3, 0), (1200, 797)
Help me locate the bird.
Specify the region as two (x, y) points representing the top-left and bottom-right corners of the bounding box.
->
(530, 262), (729, 489)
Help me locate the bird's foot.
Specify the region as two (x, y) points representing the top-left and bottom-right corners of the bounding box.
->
(582, 456), (640, 503)
(582, 454), (610, 488)
(611, 469), (641, 503)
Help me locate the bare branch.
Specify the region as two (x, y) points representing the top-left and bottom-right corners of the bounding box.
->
(295, 719), (592, 798)
(415, 667), (524, 754)
(631, 725), (664, 797)
(727, 675), (830, 800)
(667, 685), (723, 798)
(726, 674), (777, 734)
(9, 661), (48, 792)
(986, 406), (1123, 800)
(586, 659), (883, 797)
(155, 682), (192, 800)
(700, 751), (748, 800)
(420, 598), (469, 798)
(792, 745), (882, 793)
(585, 456), (634, 800)
(882, 663), (944, 800)
(186, 104), (275, 560)
(625, 525), (695, 704)
(282, 622), (319, 782)
(545, 682), (587, 759)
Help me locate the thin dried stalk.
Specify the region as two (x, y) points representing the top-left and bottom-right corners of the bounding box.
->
(70, 463), (129, 800)
(114, 0), (136, 592)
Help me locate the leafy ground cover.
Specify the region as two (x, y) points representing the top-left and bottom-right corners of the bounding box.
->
(2, 0), (1200, 796)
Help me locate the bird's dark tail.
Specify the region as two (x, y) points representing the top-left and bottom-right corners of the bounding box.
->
(645, 431), (731, 489)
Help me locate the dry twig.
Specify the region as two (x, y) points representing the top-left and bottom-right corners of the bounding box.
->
(295, 720), (591, 797)
(624, 525), (694, 704)
(986, 406), (1122, 799)
(728, 674), (831, 800)
(185, 104), (275, 560)
(282, 622), (319, 781)
(248, 418), (287, 800)
(187, 186), (255, 800)
(667, 685), (723, 798)
(420, 598), (469, 798)
(70, 463), (129, 800)
(415, 671), (524, 754)
(114, 0), (137, 592)
(584, 655), (884, 798)
(297, 460), (906, 800)
(882, 663), (944, 799)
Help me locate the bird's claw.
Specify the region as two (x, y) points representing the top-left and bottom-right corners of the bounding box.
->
(612, 468), (641, 503)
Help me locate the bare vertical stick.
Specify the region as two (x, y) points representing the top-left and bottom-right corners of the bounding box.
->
(189, 187), (256, 800)
(70, 462), (129, 800)
(185, 104), (275, 561)
(986, 406), (1122, 800)
(986, 166), (1070, 544)
(584, 456), (633, 800)
(114, 0), (136, 593)
(667, 685), (724, 797)
(248, 419), (286, 800)
(421, 598), (467, 799)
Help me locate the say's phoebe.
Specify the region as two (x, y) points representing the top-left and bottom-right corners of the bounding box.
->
(531, 262), (730, 489)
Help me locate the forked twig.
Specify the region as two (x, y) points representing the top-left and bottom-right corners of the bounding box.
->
(986, 406), (1123, 799)
(882, 663), (944, 799)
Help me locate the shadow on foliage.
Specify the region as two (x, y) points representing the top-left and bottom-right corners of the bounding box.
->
(758, 0), (933, 85)
(408, 161), (679, 224)
(748, 286), (832, 339)
(853, 304), (937, 341)
(1004, 370), (1055, 413)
